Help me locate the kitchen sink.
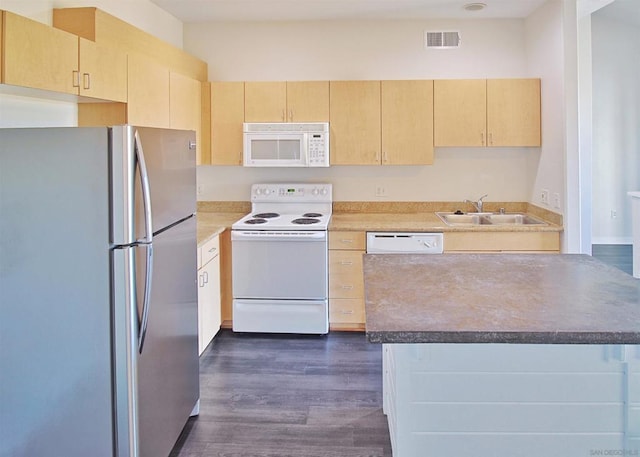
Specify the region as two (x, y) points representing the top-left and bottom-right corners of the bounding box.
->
(483, 213), (547, 225)
(436, 213), (492, 226)
(436, 212), (548, 226)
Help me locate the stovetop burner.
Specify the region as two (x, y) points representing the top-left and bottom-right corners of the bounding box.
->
(292, 218), (320, 225)
(302, 212), (323, 218)
(245, 218), (268, 225)
(253, 212), (280, 219)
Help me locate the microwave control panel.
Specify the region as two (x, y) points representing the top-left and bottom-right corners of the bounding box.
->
(307, 133), (329, 166)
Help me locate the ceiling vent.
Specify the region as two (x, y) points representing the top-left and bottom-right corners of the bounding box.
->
(424, 31), (461, 49)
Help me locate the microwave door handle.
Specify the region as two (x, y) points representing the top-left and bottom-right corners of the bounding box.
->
(134, 130), (153, 243)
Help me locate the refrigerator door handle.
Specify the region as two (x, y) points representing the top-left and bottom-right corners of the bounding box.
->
(138, 243), (154, 353)
(134, 130), (153, 243)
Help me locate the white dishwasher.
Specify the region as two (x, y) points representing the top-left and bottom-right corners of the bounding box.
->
(366, 232), (444, 254)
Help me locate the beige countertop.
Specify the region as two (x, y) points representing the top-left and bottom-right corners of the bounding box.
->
(195, 201), (563, 245)
(364, 253), (640, 344)
(196, 212), (244, 245)
(329, 211), (562, 232)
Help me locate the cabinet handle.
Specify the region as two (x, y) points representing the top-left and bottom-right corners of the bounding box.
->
(481, 132), (485, 146)
(340, 239), (354, 244)
(199, 273), (205, 287)
(208, 247), (217, 254)
(341, 285), (354, 290)
(72, 70), (80, 88)
(281, 109), (285, 121)
(383, 151), (388, 163)
(489, 132), (493, 146)
(289, 110), (293, 122)
(203, 271), (209, 285)
(340, 310), (354, 315)
(83, 73), (90, 90)
(340, 261), (353, 265)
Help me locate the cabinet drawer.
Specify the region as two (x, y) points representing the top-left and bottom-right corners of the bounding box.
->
(329, 250), (364, 274)
(329, 251), (364, 298)
(329, 298), (365, 324)
(200, 235), (220, 267)
(329, 231), (366, 250)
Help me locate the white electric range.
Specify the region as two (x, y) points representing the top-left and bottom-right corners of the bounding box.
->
(231, 183), (332, 334)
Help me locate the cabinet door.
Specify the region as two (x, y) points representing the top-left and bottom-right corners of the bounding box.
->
(329, 81), (381, 165)
(487, 79), (541, 147)
(170, 72), (201, 130)
(211, 81), (245, 165)
(2, 11), (78, 95)
(79, 38), (127, 102)
(382, 80), (434, 165)
(434, 79), (486, 147)
(198, 255), (221, 355)
(244, 81), (286, 122)
(127, 53), (170, 128)
(286, 81), (329, 122)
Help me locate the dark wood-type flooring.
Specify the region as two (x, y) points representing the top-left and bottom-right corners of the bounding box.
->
(592, 244), (633, 276)
(170, 330), (392, 457)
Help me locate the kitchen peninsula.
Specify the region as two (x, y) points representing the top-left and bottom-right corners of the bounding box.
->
(364, 254), (640, 456)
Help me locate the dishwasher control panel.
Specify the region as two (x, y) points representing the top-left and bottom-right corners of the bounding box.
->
(366, 232), (444, 254)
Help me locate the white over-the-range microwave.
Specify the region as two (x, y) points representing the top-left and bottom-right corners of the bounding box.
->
(243, 122), (329, 167)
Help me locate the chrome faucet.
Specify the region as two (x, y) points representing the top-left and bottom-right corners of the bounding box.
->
(464, 194), (488, 213)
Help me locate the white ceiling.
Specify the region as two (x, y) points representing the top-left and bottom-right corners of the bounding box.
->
(149, 0), (550, 23)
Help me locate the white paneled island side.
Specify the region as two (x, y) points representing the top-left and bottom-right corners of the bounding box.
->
(364, 254), (640, 457)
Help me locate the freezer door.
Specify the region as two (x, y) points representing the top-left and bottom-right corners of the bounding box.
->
(0, 127), (114, 457)
(111, 126), (196, 245)
(135, 216), (199, 457)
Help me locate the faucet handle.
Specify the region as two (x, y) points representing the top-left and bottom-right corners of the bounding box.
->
(478, 194), (488, 202)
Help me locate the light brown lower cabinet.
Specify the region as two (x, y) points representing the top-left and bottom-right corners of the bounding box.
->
(443, 231), (560, 252)
(328, 231), (366, 331)
(197, 235), (221, 355)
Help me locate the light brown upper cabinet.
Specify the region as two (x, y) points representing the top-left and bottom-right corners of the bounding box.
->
(329, 81), (381, 165)
(381, 80), (434, 165)
(434, 79), (540, 147)
(210, 81), (245, 165)
(127, 53), (170, 128)
(170, 72), (201, 131)
(2, 11), (78, 95)
(486, 79), (541, 147)
(78, 38), (127, 102)
(2, 11), (127, 101)
(244, 81), (329, 122)
(53, 7), (207, 82)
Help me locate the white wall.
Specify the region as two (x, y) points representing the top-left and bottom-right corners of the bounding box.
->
(0, 0), (183, 128)
(186, 19), (543, 202)
(591, 10), (640, 244)
(524, 0), (566, 213)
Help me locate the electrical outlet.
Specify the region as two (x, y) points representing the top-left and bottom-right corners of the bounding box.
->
(375, 185), (387, 197)
(541, 189), (549, 205)
(553, 193), (560, 209)
(197, 185), (203, 195)
(611, 210), (617, 219)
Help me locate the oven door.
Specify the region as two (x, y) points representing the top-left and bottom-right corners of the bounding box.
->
(231, 230), (327, 299)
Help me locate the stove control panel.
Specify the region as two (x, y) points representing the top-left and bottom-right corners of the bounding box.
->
(251, 183), (332, 202)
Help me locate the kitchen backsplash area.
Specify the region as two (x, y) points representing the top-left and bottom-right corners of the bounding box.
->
(197, 146), (540, 203)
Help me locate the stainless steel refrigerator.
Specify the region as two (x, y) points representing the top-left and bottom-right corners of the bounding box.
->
(0, 126), (200, 457)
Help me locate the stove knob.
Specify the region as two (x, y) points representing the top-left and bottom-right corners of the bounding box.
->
(255, 188), (262, 195)
(312, 188), (319, 196)
(320, 188), (328, 195)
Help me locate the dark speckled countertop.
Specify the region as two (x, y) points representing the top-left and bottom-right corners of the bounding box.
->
(364, 254), (640, 344)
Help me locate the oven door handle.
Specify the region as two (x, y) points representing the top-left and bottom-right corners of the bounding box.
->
(231, 230), (327, 242)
